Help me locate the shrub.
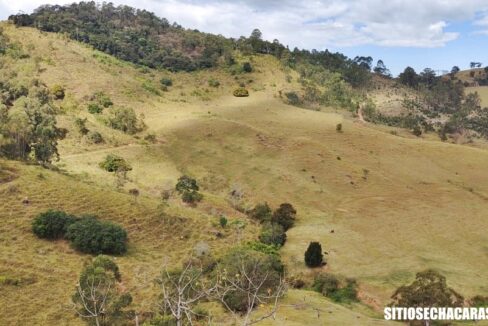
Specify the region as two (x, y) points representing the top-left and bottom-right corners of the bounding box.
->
(271, 203), (296, 231)
(74, 117), (89, 135)
(175, 175), (199, 193)
(312, 273), (358, 303)
(108, 107), (142, 134)
(95, 92), (113, 108)
(313, 273), (339, 296)
(304, 241), (324, 267)
(233, 87), (249, 97)
(285, 91), (301, 105)
(246, 241), (280, 256)
(259, 222), (286, 246)
(87, 102), (103, 114)
(329, 279), (358, 303)
(336, 123), (342, 132)
(412, 125), (422, 136)
(88, 131), (103, 144)
(242, 62), (252, 73)
(219, 215), (228, 228)
(99, 154), (132, 172)
(51, 84), (65, 100)
(160, 77), (173, 87)
(182, 190), (203, 204)
(208, 78), (220, 87)
(66, 216), (128, 255)
(32, 210), (77, 239)
(249, 202), (272, 222)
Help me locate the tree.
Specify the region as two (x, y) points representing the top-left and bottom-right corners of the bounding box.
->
(450, 66), (460, 75)
(419, 68), (437, 88)
(71, 255), (132, 326)
(353, 56), (373, 71)
(108, 107), (142, 134)
(373, 59), (391, 77)
(175, 175), (202, 204)
(399, 66), (418, 88)
(304, 242), (324, 267)
(271, 203), (296, 231)
(99, 154), (132, 173)
(214, 248), (287, 326)
(390, 269), (463, 324)
(470, 62), (482, 69)
(156, 260), (213, 326)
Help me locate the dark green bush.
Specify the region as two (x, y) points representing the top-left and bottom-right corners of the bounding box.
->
(249, 202), (272, 223)
(160, 77), (173, 87)
(242, 62), (252, 73)
(304, 241), (324, 267)
(88, 102), (103, 114)
(285, 91), (301, 105)
(99, 154), (132, 172)
(271, 203), (296, 231)
(66, 216), (128, 255)
(182, 190), (203, 204)
(259, 222), (286, 246)
(313, 273), (339, 295)
(32, 210), (77, 239)
(108, 107), (142, 134)
(312, 273), (358, 303)
(175, 175), (199, 193)
(233, 87), (249, 97)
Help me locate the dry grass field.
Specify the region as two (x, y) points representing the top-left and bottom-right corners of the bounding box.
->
(2, 23), (488, 325)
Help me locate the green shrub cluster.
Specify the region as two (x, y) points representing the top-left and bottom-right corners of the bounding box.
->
(175, 175), (203, 204)
(99, 154), (132, 172)
(108, 106), (143, 134)
(32, 211), (128, 255)
(313, 273), (358, 303)
(50, 84), (65, 100)
(160, 77), (173, 87)
(32, 210), (77, 239)
(66, 216), (128, 255)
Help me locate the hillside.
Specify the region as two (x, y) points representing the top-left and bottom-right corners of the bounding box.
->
(1, 12), (488, 326)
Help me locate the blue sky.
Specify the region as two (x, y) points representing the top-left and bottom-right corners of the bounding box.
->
(2, 0), (488, 76)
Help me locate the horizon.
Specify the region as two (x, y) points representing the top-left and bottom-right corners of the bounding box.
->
(1, 0), (488, 75)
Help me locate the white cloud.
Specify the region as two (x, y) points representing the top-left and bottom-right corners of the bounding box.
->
(2, 0), (488, 49)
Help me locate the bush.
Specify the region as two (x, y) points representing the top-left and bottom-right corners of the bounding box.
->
(259, 222), (286, 246)
(99, 154), (132, 172)
(313, 273), (339, 296)
(219, 215), (228, 228)
(108, 107), (142, 134)
(412, 125), (422, 136)
(94, 92), (113, 108)
(32, 210), (76, 239)
(175, 175), (199, 193)
(285, 92), (301, 105)
(312, 273), (358, 303)
(208, 78), (220, 87)
(66, 216), (128, 255)
(242, 62), (252, 73)
(271, 203), (296, 231)
(182, 190), (203, 204)
(51, 84), (65, 100)
(74, 117), (89, 135)
(160, 77), (173, 87)
(336, 123), (342, 132)
(87, 102), (103, 114)
(233, 87), (249, 97)
(88, 131), (104, 144)
(249, 202), (272, 222)
(304, 241), (324, 267)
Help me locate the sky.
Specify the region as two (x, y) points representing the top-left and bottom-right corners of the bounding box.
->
(1, 0), (488, 76)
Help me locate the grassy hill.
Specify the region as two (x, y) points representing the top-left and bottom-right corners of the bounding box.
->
(1, 21), (488, 326)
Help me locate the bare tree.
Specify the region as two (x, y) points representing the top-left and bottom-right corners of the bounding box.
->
(156, 260), (215, 326)
(72, 276), (112, 326)
(214, 257), (287, 325)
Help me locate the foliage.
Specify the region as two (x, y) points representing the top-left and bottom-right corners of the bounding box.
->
(99, 154), (132, 172)
(74, 117), (89, 135)
(159, 77), (173, 87)
(285, 91), (301, 105)
(72, 255), (132, 325)
(313, 273), (358, 303)
(390, 270), (464, 310)
(233, 87), (249, 97)
(242, 62), (252, 73)
(50, 84), (65, 100)
(108, 106), (143, 134)
(216, 247), (284, 312)
(175, 175), (202, 204)
(336, 123), (342, 132)
(304, 241), (324, 267)
(32, 210), (76, 239)
(246, 241), (280, 256)
(219, 215), (227, 228)
(87, 131), (103, 144)
(207, 78), (220, 87)
(181, 190), (203, 204)
(249, 202), (272, 223)
(259, 222), (286, 246)
(271, 203), (296, 231)
(66, 216), (128, 255)
(87, 103), (103, 114)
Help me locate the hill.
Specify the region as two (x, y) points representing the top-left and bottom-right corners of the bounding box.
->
(1, 7), (488, 326)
